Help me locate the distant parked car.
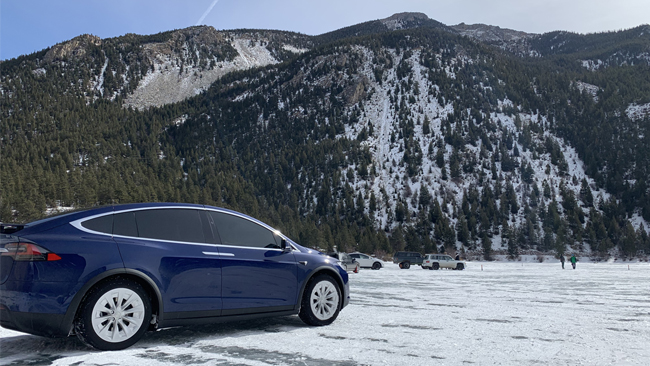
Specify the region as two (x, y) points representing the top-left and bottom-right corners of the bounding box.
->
(392, 251), (424, 269)
(422, 254), (466, 270)
(327, 252), (360, 273)
(349, 252), (383, 270)
(1, 203), (349, 350)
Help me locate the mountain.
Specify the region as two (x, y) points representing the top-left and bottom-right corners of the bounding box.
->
(2, 27), (313, 110)
(2, 13), (650, 259)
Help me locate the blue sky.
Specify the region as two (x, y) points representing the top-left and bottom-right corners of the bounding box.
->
(1, 0), (648, 60)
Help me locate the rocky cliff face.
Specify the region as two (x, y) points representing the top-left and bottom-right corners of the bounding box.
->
(43, 34), (102, 62)
(452, 23), (536, 55)
(123, 31), (286, 109)
(28, 26), (312, 109)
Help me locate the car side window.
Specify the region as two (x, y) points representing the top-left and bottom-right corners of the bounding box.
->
(113, 212), (138, 237)
(81, 215), (113, 234)
(209, 211), (278, 249)
(361, 254), (370, 259)
(350, 254), (360, 258)
(135, 209), (205, 243)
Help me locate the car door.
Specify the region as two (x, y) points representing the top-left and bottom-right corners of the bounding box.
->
(441, 255), (452, 268)
(208, 210), (298, 315)
(349, 253), (364, 267)
(113, 208), (223, 316)
(358, 254), (373, 267)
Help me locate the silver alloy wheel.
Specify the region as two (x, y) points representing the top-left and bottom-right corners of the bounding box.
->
(309, 281), (340, 321)
(91, 288), (146, 343)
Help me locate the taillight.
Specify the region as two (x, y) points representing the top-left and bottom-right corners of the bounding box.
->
(1, 243), (61, 261)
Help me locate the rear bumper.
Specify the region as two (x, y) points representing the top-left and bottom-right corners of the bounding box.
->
(0, 307), (66, 337)
(0, 280), (80, 337)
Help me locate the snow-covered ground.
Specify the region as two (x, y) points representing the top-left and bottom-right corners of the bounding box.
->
(1, 262), (649, 365)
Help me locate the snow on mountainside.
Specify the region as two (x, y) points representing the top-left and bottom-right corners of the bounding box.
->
(326, 46), (615, 252)
(626, 102), (650, 121)
(124, 34), (282, 109)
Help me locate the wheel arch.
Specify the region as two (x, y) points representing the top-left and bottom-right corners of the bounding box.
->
(297, 266), (346, 311)
(61, 269), (163, 336)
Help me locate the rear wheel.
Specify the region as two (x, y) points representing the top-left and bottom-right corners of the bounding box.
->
(299, 274), (341, 326)
(75, 278), (151, 350)
(401, 261), (411, 269)
(432, 263), (440, 270)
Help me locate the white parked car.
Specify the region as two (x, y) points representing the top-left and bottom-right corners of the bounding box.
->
(349, 252), (384, 270)
(328, 252), (360, 273)
(422, 254), (466, 270)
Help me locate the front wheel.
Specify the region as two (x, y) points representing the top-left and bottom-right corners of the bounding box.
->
(456, 263), (465, 270)
(299, 274), (341, 326)
(75, 278), (151, 350)
(371, 262), (382, 270)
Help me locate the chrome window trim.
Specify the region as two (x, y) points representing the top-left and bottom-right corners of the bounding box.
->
(70, 206), (298, 251)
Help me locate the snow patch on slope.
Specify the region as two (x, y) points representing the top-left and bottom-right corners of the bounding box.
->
(626, 102), (650, 121)
(282, 44), (309, 54)
(573, 81), (600, 102)
(124, 36), (279, 110)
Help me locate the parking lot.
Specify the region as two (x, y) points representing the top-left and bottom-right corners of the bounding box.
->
(1, 261), (649, 365)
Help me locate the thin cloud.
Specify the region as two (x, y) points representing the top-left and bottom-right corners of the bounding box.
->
(196, 0), (219, 26)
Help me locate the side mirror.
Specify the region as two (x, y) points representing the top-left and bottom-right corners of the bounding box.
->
(281, 239), (290, 252)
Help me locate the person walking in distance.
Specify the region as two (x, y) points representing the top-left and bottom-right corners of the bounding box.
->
(570, 254), (577, 269)
(560, 254), (565, 269)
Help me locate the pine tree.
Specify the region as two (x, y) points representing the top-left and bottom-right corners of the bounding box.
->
(580, 178), (594, 207)
(482, 233), (492, 260)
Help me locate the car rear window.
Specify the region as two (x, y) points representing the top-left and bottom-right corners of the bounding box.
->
(81, 215), (113, 234)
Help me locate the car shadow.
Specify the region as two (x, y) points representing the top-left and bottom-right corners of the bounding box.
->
(0, 316), (308, 365)
(139, 315), (308, 346)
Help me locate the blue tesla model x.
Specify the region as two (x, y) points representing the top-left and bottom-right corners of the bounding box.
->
(0, 203), (349, 350)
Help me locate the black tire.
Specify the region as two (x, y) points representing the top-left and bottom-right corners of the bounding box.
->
(75, 277), (151, 350)
(402, 261), (411, 269)
(371, 262), (381, 270)
(299, 274), (341, 326)
(432, 262), (440, 270)
(456, 263), (464, 270)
